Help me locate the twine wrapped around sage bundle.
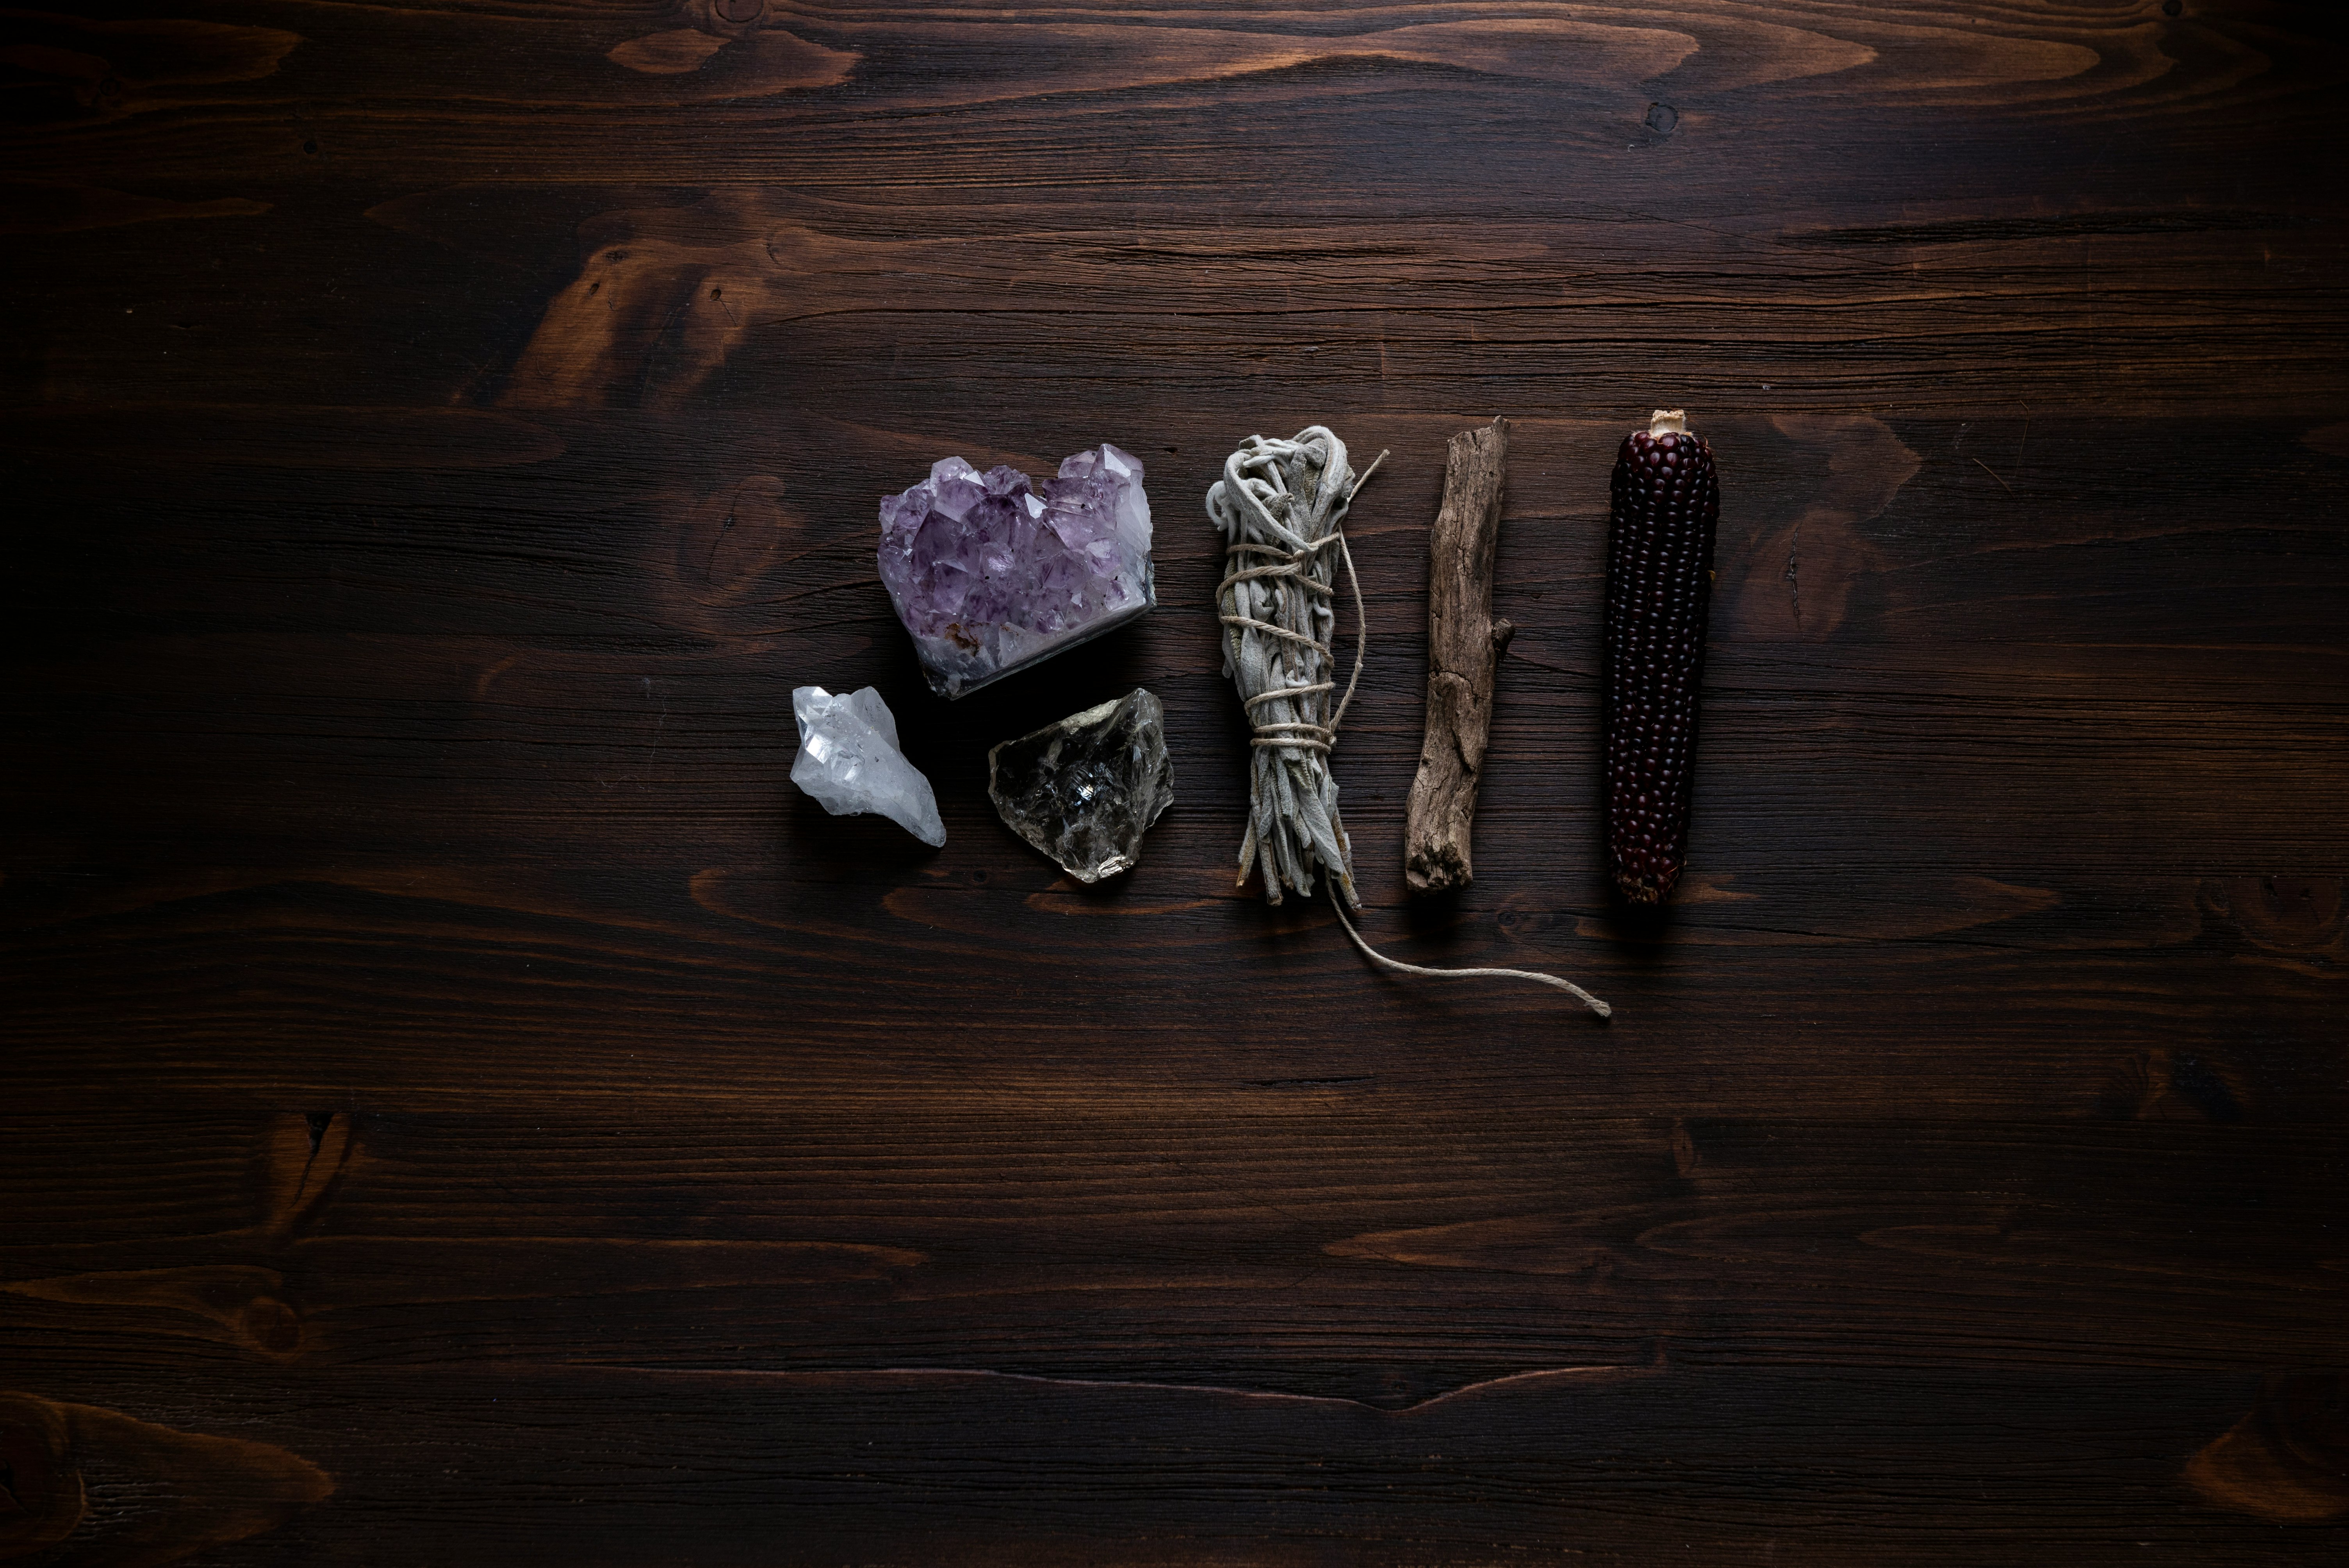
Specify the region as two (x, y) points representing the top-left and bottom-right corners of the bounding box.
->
(1208, 426), (1609, 1017)
(1207, 426), (1376, 907)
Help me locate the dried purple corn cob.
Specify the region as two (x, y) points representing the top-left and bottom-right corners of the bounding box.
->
(1603, 408), (1719, 904)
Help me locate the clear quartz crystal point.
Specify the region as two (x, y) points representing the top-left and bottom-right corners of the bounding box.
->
(987, 688), (1173, 882)
(877, 444), (1155, 698)
(790, 685), (946, 846)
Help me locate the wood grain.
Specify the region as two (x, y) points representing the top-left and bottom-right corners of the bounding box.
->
(5, 0), (2348, 1562)
(0, 1390), (331, 1568)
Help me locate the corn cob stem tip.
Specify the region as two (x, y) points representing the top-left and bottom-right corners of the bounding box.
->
(1648, 408), (1688, 437)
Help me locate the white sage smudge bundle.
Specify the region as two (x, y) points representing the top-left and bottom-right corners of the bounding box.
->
(1208, 426), (1374, 906)
(1209, 427), (1610, 1017)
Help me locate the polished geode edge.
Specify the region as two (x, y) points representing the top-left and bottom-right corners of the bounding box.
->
(986, 687), (1174, 882)
(915, 583), (1156, 700)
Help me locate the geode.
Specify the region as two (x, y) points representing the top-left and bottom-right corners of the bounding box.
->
(790, 684), (946, 847)
(877, 444), (1155, 699)
(987, 688), (1173, 882)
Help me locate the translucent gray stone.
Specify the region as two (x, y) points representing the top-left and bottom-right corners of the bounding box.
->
(790, 685), (946, 847)
(987, 689), (1173, 882)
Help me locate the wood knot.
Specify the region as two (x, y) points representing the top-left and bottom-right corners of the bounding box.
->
(2186, 1374), (2349, 1521)
(0, 1396), (80, 1557)
(0, 1392), (332, 1561)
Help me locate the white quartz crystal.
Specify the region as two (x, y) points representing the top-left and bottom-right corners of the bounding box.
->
(790, 685), (946, 846)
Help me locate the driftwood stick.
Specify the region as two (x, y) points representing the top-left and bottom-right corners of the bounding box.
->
(1405, 417), (1513, 896)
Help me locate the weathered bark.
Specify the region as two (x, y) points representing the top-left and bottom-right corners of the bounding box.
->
(1404, 417), (1514, 895)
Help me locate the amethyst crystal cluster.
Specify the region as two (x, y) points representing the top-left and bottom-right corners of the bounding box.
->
(877, 444), (1155, 698)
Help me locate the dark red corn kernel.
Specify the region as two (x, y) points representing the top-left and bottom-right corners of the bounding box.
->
(1603, 409), (1719, 905)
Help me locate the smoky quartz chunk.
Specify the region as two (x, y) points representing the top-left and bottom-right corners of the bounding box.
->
(987, 689), (1173, 882)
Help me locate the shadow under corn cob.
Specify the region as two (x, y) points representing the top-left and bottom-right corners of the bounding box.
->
(1603, 408), (1719, 905)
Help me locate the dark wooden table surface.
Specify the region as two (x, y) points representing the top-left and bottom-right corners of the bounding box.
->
(7, 2), (2347, 1563)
